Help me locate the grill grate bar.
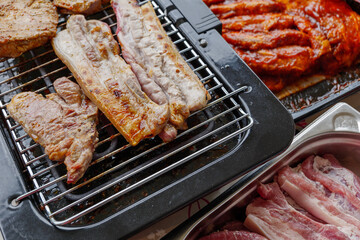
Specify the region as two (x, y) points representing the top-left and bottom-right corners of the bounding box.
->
(0, 50), (54, 75)
(30, 163), (61, 179)
(25, 154), (47, 166)
(178, 46), (193, 54)
(16, 175), (67, 202)
(0, 58), (61, 87)
(0, 65), (67, 100)
(95, 132), (122, 147)
(19, 143), (39, 154)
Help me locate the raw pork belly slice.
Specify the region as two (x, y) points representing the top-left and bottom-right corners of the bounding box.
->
(112, 0), (210, 141)
(277, 165), (360, 233)
(244, 183), (350, 240)
(52, 15), (169, 146)
(199, 230), (268, 240)
(302, 154), (360, 214)
(7, 78), (98, 184)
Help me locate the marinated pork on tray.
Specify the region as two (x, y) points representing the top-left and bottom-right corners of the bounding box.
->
(53, 0), (110, 15)
(52, 15), (169, 146)
(7, 77), (98, 184)
(204, 0), (360, 97)
(112, 0), (211, 142)
(0, 0), (58, 58)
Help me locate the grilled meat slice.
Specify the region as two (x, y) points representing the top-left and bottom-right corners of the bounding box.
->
(52, 15), (169, 146)
(7, 77), (98, 184)
(112, 0), (210, 142)
(0, 0), (58, 58)
(140, 2), (211, 112)
(53, 0), (109, 15)
(113, 0), (189, 131)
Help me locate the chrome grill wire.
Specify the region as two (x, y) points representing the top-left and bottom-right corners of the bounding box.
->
(0, 1), (253, 226)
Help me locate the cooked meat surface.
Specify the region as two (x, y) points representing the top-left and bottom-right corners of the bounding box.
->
(53, 0), (109, 15)
(206, 0), (360, 92)
(52, 15), (169, 146)
(0, 0), (58, 58)
(7, 77), (98, 184)
(112, 0), (210, 141)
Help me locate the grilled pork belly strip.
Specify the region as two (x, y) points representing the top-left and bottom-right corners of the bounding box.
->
(140, 2), (211, 112)
(0, 0), (58, 58)
(112, 0), (210, 135)
(7, 78), (98, 184)
(52, 15), (169, 146)
(113, 0), (188, 131)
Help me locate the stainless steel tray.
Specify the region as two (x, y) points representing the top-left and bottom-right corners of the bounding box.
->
(162, 102), (360, 239)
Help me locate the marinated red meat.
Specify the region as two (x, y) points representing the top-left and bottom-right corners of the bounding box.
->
(205, 0), (360, 93)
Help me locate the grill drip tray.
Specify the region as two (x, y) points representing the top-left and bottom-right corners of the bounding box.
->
(0, 0), (294, 239)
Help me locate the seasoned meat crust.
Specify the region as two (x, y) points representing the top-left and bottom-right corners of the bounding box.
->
(7, 77), (99, 184)
(52, 15), (169, 146)
(53, 0), (110, 15)
(0, 0), (58, 58)
(206, 0), (360, 92)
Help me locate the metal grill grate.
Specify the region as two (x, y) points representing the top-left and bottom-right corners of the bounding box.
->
(0, 1), (253, 226)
